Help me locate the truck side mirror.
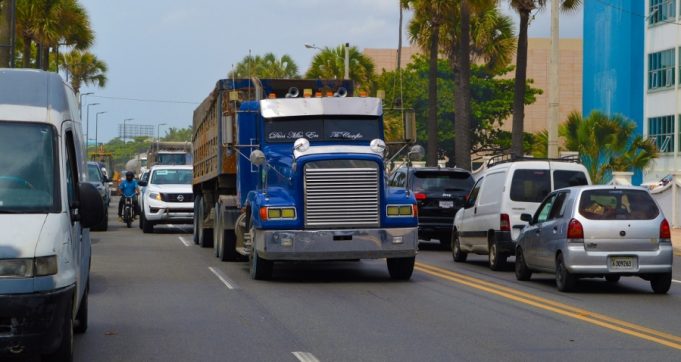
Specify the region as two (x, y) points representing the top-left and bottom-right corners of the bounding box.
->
(250, 150), (266, 166)
(79, 183), (105, 228)
(408, 145), (425, 161)
(403, 109), (416, 143)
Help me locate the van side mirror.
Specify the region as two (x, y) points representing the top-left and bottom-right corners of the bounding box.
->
(79, 183), (105, 228)
(520, 213), (533, 224)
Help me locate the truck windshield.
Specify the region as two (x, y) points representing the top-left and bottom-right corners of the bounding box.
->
(0, 122), (58, 213)
(150, 169), (192, 185)
(158, 154), (187, 165)
(264, 116), (381, 143)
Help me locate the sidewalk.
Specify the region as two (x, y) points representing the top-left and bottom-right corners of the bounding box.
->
(671, 228), (681, 255)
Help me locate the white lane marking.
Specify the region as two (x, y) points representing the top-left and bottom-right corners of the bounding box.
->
(208, 267), (237, 290)
(178, 237), (191, 247)
(672, 279), (681, 284)
(292, 352), (320, 362)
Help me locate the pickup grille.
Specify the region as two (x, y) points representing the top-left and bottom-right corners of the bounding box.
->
(161, 193), (194, 203)
(304, 160), (380, 228)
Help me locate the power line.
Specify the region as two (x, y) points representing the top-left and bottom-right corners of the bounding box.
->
(90, 95), (199, 105)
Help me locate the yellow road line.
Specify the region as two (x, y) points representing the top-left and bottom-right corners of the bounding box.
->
(415, 263), (681, 350)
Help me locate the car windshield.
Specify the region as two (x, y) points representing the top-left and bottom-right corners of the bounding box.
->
(157, 154), (187, 165)
(88, 164), (102, 182)
(0, 122), (58, 213)
(264, 116), (381, 143)
(150, 169), (192, 185)
(579, 189), (659, 220)
(411, 171), (473, 192)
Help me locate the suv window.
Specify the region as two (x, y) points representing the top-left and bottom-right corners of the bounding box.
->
(510, 169), (550, 203)
(579, 189), (659, 220)
(554, 170), (588, 189)
(411, 171), (473, 192)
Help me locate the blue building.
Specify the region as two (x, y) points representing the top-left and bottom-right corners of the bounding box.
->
(582, 0), (645, 185)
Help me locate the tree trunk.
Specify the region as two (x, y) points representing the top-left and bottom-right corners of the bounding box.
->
(426, 24), (439, 167)
(22, 34), (30, 67)
(454, 0), (472, 170)
(511, 9), (530, 157)
(40, 44), (49, 70)
(0, 0), (11, 67)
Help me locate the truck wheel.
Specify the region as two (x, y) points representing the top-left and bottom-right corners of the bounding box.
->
(142, 216), (154, 233)
(197, 196), (213, 248)
(74, 280), (89, 334)
(514, 248), (532, 281)
(43, 300), (73, 362)
(650, 273), (672, 294)
(452, 232), (467, 262)
(220, 230), (239, 262)
(387, 256), (415, 280)
(488, 240), (506, 271)
(193, 196), (200, 244)
(213, 202), (222, 257)
(249, 228), (273, 280)
(555, 253), (576, 292)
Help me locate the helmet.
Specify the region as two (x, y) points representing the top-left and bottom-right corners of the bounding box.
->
(125, 171), (134, 180)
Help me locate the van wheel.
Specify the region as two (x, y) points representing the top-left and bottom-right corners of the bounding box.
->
(515, 248), (532, 281)
(43, 301), (73, 362)
(650, 273), (672, 294)
(452, 233), (467, 262)
(74, 281), (89, 334)
(488, 241), (506, 271)
(387, 256), (415, 280)
(555, 253), (576, 292)
(605, 275), (620, 283)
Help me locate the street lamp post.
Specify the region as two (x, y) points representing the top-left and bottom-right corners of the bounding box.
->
(85, 102), (100, 148)
(157, 123), (167, 143)
(95, 111), (106, 150)
(79, 92), (93, 119)
(305, 42), (350, 80)
(123, 118), (134, 144)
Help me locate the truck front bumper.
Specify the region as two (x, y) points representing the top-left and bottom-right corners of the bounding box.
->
(255, 227), (418, 261)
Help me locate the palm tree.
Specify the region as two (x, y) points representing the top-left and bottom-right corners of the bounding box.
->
(305, 45), (376, 92)
(509, 0), (582, 157)
(403, 0), (448, 167)
(560, 111), (657, 184)
(60, 49), (107, 94)
(229, 52), (299, 79)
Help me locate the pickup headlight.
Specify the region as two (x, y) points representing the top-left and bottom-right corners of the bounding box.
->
(387, 204), (417, 217)
(0, 256), (58, 278)
(148, 192), (162, 201)
(260, 207), (297, 220)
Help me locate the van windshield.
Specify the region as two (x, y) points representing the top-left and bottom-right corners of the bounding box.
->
(0, 123), (58, 213)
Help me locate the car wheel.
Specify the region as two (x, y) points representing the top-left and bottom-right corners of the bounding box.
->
(514, 248), (532, 281)
(650, 273), (672, 294)
(605, 275), (620, 283)
(555, 253), (576, 292)
(43, 300), (73, 362)
(452, 232), (467, 262)
(249, 227), (273, 280)
(387, 256), (415, 280)
(142, 215), (154, 234)
(139, 212), (144, 230)
(488, 240), (506, 271)
(74, 280), (88, 334)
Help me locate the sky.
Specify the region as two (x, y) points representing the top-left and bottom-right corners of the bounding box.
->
(77, 0), (583, 144)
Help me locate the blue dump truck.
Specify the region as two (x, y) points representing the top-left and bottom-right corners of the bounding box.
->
(192, 78), (421, 280)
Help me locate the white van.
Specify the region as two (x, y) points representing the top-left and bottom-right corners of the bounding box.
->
(452, 157), (590, 270)
(0, 69), (104, 360)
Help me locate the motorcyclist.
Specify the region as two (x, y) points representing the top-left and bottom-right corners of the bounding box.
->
(118, 171), (140, 220)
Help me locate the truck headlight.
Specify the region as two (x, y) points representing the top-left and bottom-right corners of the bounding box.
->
(148, 192), (162, 201)
(260, 207), (297, 220)
(0, 256), (57, 278)
(387, 204), (417, 217)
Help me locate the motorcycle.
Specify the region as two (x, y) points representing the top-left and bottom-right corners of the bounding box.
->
(122, 196), (135, 228)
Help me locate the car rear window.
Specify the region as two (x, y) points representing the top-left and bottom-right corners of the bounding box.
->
(579, 189), (659, 220)
(412, 171), (474, 192)
(553, 170), (588, 189)
(510, 169), (550, 202)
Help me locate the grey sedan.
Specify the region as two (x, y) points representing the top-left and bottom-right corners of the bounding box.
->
(515, 185), (673, 293)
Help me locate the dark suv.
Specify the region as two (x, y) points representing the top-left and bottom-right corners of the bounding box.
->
(389, 166), (474, 248)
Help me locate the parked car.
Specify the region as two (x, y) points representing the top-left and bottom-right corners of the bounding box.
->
(515, 186), (673, 294)
(138, 165), (194, 233)
(453, 156), (591, 270)
(389, 166), (474, 248)
(87, 161), (111, 231)
(0, 69), (104, 359)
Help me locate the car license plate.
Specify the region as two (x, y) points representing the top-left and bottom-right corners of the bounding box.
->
(609, 256), (637, 271)
(439, 201), (454, 208)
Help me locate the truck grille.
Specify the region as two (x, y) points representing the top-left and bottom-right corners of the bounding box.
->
(161, 193), (194, 203)
(304, 160), (380, 228)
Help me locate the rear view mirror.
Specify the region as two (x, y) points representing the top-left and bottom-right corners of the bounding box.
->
(403, 110), (416, 142)
(520, 213), (533, 224)
(138, 181), (148, 187)
(250, 150), (266, 166)
(408, 145), (425, 161)
(79, 183), (105, 228)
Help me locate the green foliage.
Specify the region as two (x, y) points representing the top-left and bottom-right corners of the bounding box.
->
(229, 52), (299, 79)
(305, 45), (375, 92)
(162, 127), (192, 142)
(60, 49), (107, 93)
(376, 55), (541, 162)
(560, 111), (658, 184)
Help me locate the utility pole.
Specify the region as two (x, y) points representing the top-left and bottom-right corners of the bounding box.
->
(0, 0), (16, 68)
(547, 0), (560, 158)
(344, 43), (350, 80)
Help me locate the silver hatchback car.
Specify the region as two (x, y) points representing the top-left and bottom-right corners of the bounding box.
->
(515, 185), (673, 293)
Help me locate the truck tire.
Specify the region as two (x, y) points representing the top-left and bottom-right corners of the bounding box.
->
(219, 230), (239, 262)
(142, 216), (154, 233)
(74, 280), (89, 334)
(43, 300), (73, 362)
(193, 196), (200, 244)
(249, 227), (273, 280)
(387, 256), (415, 280)
(197, 195), (213, 248)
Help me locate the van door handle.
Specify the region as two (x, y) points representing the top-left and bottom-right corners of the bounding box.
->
(552, 227), (558, 234)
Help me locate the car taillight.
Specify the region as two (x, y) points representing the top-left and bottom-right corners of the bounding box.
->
(567, 218), (584, 239)
(660, 219), (671, 239)
(413, 204), (418, 217)
(500, 214), (510, 231)
(415, 192), (426, 201)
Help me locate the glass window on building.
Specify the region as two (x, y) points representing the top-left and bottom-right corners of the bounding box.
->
(649, 0), (676, 25)
(648, 49), (675, 90)
(648, 115), (675, 152)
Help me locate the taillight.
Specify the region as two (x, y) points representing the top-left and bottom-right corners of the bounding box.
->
(413, 204), (418, 217)
(660, 219), (671, 239)
(567, 218), (584, 239)
(415, 192), (426, 201)
(500, 214), (510, 231)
